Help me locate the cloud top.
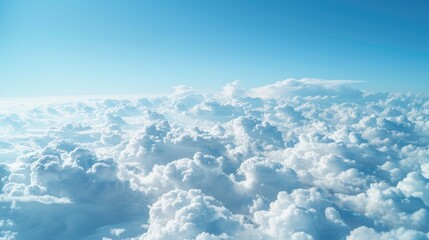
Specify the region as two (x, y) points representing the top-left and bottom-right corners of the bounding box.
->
(0, 79), (428, 240)
(248, 78), (364, 99)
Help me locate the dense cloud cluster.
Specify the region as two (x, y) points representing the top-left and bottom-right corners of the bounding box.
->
(1, 79), (428, 239)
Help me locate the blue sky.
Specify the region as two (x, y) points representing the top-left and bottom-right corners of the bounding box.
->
(0, 0), (428, 97)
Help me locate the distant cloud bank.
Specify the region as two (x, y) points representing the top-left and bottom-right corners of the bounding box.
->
(1, 79), (429, 239)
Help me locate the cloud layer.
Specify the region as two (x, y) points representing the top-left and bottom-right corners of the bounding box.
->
(1, 79), (429, 239)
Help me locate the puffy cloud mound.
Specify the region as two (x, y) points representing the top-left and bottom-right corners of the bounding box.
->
(0, 78), (428, 239)
(141, 189), (242, 240)
(0, 140), (147, 239)
(251, 188), (349, 239)
(347, 226), (429, 240)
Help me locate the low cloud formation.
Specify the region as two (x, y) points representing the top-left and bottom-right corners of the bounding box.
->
(1, 79), (429, 239)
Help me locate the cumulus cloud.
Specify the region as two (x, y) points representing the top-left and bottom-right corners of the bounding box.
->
(347, 226), (429, 240)
(1, 140), (147, 239)
(140, 189), (242, 240)
(250, 188), (349, 239)
(0, 78), (428, 239)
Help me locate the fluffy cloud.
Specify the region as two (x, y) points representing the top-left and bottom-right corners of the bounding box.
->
(251, 188), (349, 239)
(347, 226), (429, 240)
(140, 189), (242, 240)
(237, 157), (300, 201)
(0, 79), (428, 239)
(1, 140), (147, 239)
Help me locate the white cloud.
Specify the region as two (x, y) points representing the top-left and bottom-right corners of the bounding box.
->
(347, 226), (429, 240)
(397, 171), (429, 206)
(137, 152), (259, 214)
(0, 139), (148, 239)
(0, 79), (428, 239)
(251, 188), (349, 239)
(140, 189), (242, 240)
(248, 78), (364, 99)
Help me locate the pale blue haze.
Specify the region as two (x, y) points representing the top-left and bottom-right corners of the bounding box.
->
(0, 0), (428, 96)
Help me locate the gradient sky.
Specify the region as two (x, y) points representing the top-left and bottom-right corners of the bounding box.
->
(1, 0), (428, 97)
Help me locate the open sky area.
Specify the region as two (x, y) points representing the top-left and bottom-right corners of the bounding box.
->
(0, 0), (428, 96)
